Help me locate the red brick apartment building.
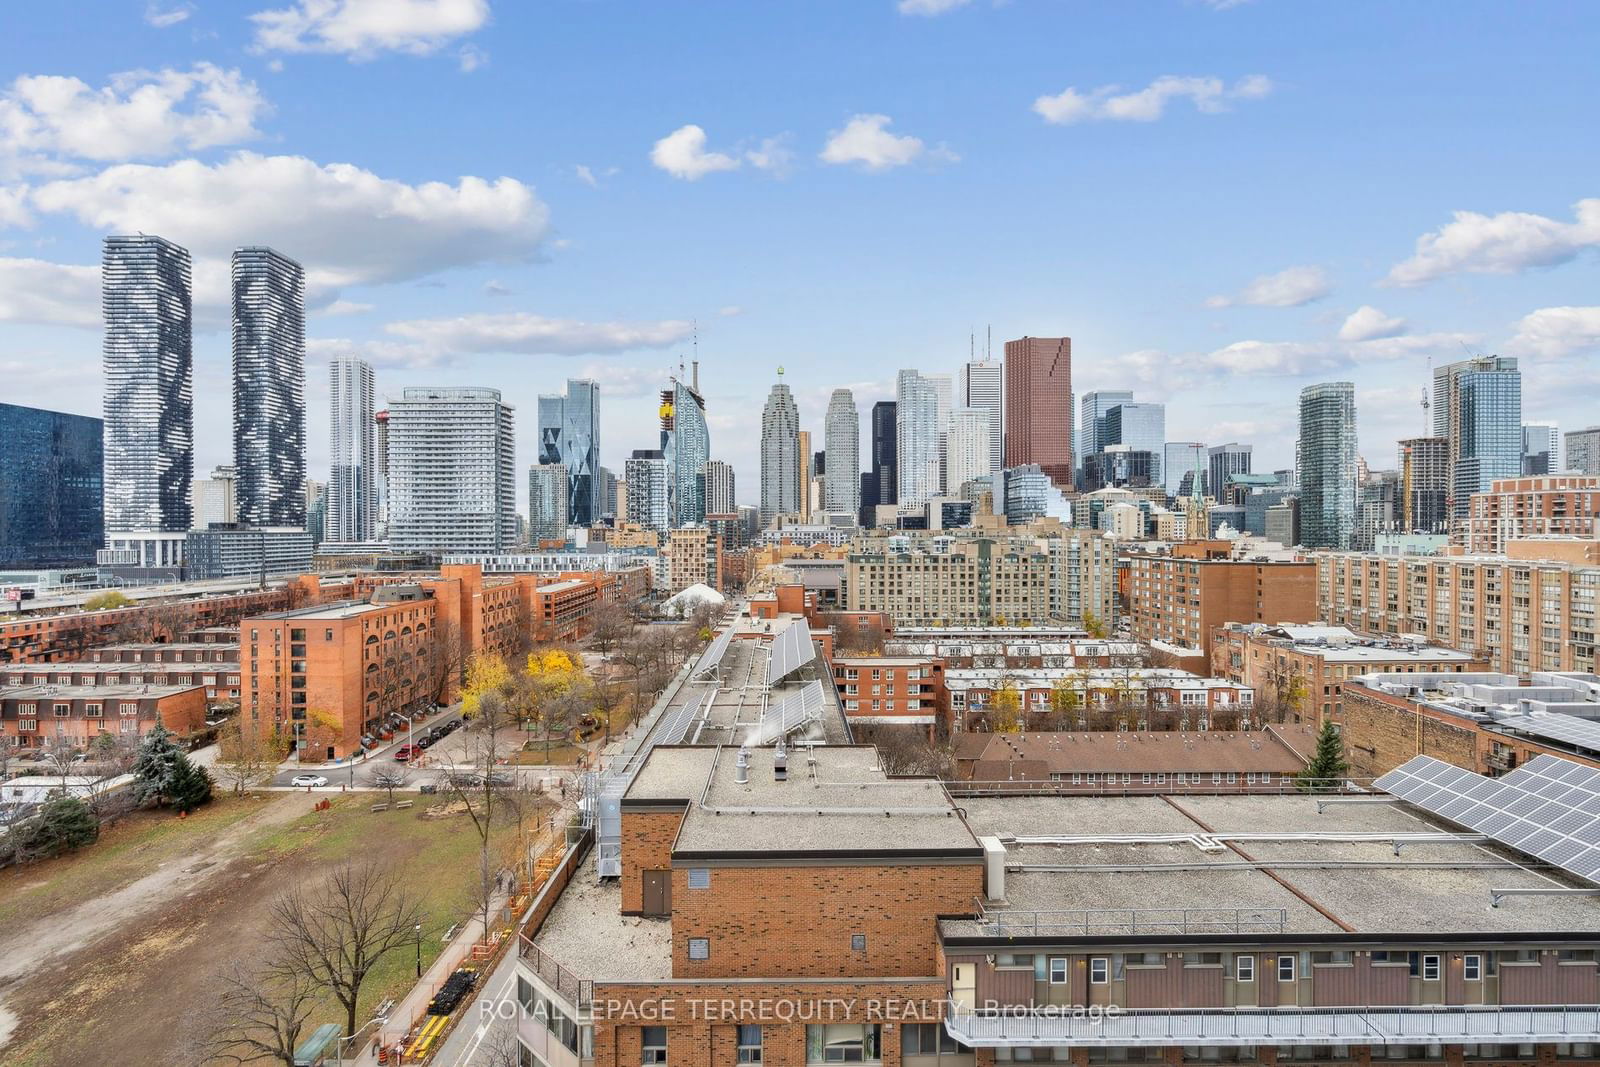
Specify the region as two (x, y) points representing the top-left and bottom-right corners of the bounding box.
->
(515, 727), (1600, 1067)
(1465, 475), (1600, 554)
(1126, 555), (1318, 670)
(3, 655), (241, 705)
(832, 657), (946, 733)
(0, 682), (207, 748)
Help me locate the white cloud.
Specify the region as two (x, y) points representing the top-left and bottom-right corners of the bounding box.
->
(0, 65), (268, 170)
(317, 299), (373, 316)
(0, 258), (100, 327)
(579, 363), (671, 398)
(457, 44), (488, 72)
(1338, 305), (1408, 342)
(144, 3), (195, 27)
(1033, 74), (1271, 125)
(382, 311), (693, 355)
(250, 0), (491, 59)
(746, 134), (795, 177)
(307, 336), (450, 370)
(650, 125), (741, 181)
(718, 305), (742, 318)
(897, 0), (972, 15)
(1206, 265), (1330, 308)
(1507, 305), (1600, 359)
(819, 114), (939, 171)
(0, 184), (30, 226)
(30, 152), (550, 294)
(1385, 198), (1600, 287)
(1201, 330), (1475, 377)
(575, 164), (597, 187)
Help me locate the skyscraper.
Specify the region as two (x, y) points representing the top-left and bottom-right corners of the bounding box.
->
(824, 389), (860, 517)
(945, 407), (994, 494)
(866, 400), (898, 516)
(1399, 436), (1449, 533)
(1163, 442), (1207, 498)
(386, 387), (516, 554)
(538, 379), (602, 526)
(702, 460), (736, 516)
(796, 429), (813, 521)
(328, 357), (377, 542)
(231, 246), (306, 527)
(374, 409), (390, 537)
(1522, 421), (1560, 476)
(625, 449), (671, 533)
(1567, 427), (1600, 476)
(661, 372), (709, 526)
(1208, 443), (1253, 502)
(192, 464), (237, 527)
(101, 234), (192, 570)
(962, 360), (1004, 474)
(1434, 355), (1522, 518)
(1079, 390), (1134, 476)
(0, 403), (103, 568)
(1104, 402), (1166, 485)
(1297, 382), (1358, 549)
(1004, 336), (1073, 488)
(759, 377), (800, 525)
(896, 370), (941, 508)
(528, 463), (568, 544)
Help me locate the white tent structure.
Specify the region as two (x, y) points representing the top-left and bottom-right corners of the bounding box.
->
(660, 583), (726, 618)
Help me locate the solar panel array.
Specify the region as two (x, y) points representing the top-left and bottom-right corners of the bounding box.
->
(1374, 753), (1600, 883)
(749, 679), (826, 746)
(655, 690), (711, 746)
(690, 626), (735, 680)
(1502, 714), (1600, 754)
(765, 621), (816, 686)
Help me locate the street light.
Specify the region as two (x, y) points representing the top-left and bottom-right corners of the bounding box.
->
(415, 923), (422, 978)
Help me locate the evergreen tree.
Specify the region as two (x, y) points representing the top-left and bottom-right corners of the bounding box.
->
(132, 724), (183, 806)
(168, 754), (215, 814)
(12, 796), (98, 860)
(1298, 720), (1350, 793)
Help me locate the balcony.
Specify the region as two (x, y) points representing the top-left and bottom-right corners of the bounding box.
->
(943, 1005), (1600, 1049)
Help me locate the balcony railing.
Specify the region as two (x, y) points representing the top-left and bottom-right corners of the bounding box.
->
(517, 827), (595, 1010)
(944, 1004), (1600, 1048)
(969, 905), (1289, 937)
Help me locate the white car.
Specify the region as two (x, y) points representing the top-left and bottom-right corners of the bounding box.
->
(290, 774), (329, 788)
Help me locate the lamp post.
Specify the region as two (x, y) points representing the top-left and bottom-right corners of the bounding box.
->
(415, 923), (422, 979)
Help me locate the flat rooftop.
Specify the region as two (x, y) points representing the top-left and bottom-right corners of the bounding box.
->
(3, 661), (239, 674)
(944, 793), (1600, 940)
(254, 599), (386, 621)
(531, 872), (672, 983)
(0, 682), (202, 699)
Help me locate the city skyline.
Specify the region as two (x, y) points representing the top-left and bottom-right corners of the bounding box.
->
(0, 4), (1594, 508)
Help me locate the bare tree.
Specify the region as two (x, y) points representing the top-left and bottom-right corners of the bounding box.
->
(38, 734), (80, 793)
(214, 716), (283, 795)
(0, 734), (18, 782)
(81, 732), (140, 817)
(200, 962), (319, 1067)
(858, 725), (953, 778)
(446, 691), (517, 938)
(367, 765), (411, 806)
(426, 620), (466, 706)
(267, 862), (423, 1037)
(586, 599), (633, 656)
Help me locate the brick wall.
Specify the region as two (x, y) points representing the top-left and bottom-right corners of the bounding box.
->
(620, 808), (685, 914)
(669, 862), (981, 978)
(1338, 686), (1479, 779)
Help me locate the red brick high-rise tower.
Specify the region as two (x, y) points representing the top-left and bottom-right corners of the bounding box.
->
(1003, 335), (1073, 488)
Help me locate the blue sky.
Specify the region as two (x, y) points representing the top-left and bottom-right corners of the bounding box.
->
(2, 0), (1598, 506)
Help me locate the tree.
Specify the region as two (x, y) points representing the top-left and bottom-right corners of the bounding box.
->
(0, 734), (18, 782)
(267, 863), (423, 1038)
(168, 754), (214, 813)
(201, 963), (319, 1067)
(4, 795), (98, 862)
(857, 725), (952, 778)
(1048, 679), (1081, 729)
(82, 732), (141, 817)
(425, 619), (466, 706)
(38, 734), (80, 793)
(1297, 720), (1349, 793)
(991, 684), (1023, 734)
(83, 590), (131, 611)
(367, 765), (411, 806)
(215, 717), (284, 795)
(131, 724), (184, 806)
(1081, 609), (1109, 639)
(448, 690), (519, 937)
(587, 599), (633, 656)
(461, 651), (511, 718)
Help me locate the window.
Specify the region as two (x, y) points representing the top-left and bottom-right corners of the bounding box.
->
(1086, 773), (1098, 784)
(807, 1024), (879, 1063)
(1277, 955), (1296, 982)
(1464, 954), (1482, 982)
(1311, 951), (1353, 966)
(1156, 773), (1166, 784)
(1226, 772), (1237, 784)
(1183, 953), (1223, 967)
(1142, 773), (1153, 784)
(1090, 957), (1109, 984)
(904, 1024), (963, 1056)
(687, 868), (711, 889)
(1126, 952), (1163, 967)
(1049, 957), (1068, 984)
(84, 703), (101, 717)
(738, 1025), (763, 1063)
(852, 933), (867, 952)
(642, 1026), (667, 1064)
(1071, 773), (1082, 784)
(1371, 951), (1404, 966)
(1422, 954), (1441, 982)
(995, 953), (1034, 969)
(687, 938), (710, 961)
(1236, 955), (1255, 983)
(1213, 772), (1222, 784)
(53, 703), (70, 717)
(1499, 949), (1540, 966)
(1558, 949), (1596, 963)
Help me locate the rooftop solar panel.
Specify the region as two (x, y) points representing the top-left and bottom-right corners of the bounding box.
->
(748, 679), (826, 746)
(690, 626), (735, 680)
(764, 620), (817, 687)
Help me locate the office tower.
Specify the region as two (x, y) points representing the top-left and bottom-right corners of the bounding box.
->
(538, 379), (602, 526)
(1522, 422), (1560, 476)
(101, 234), (192, 570)
(796, 430), (813, 521)
(1208, 443), (1253, 502)
(702, 460), (736, 516)
(1003, 464), (1051, 525)
(1297, 382), (1358, 549)
(231, 246), (306, 527)
(192, 464), (238, 527)
(1398, 436), (1449, 533)
(597, 466), (618, 520)
(1105, 402), (1166, 485)
(1164, 442), (1207, 498)
(962, 359), (1004, 475)
(1353, 470), (1401, 552)
(625, 449), (671, 533)
(870, 400), (897, 508)
(946, 407), (994, 494)
(926, 373), (953, 491)
(327, 357), (376, 543)
(528, 463), (569, 544)
(1004, 336), (1073, 487)
(896, 370), (941, 508)
(1082, 445), (1157, 491)
(759, 377), (801, 525)
(304, 479), (326, 546)
(661, 371), (709, 526)
(1567, 427), (1600, 476)
(824, 389), (861, 517)
(1079, 390), (1134, 476)
(1434, 355), (1522, 518)
(386, 387), (516, 553)
(374, 409), (390, 536)
(0, 403), (103, 567)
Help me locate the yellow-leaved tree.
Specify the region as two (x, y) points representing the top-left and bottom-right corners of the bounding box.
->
(991, 684), (1023, 733)
(461, 651), (511, 718)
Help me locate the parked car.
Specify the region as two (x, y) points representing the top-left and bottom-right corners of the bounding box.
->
(290, 774), (329, 788)
(416, 734), (437, 750)
(394, 744), (417, 762)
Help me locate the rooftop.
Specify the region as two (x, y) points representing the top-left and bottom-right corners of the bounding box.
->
(1226, 623), (1481, 663)
(0, 682), (202, 699)
(530, 870), (673, 983)
(953, 728), (1315, 777)
(254, 599), (397, 621)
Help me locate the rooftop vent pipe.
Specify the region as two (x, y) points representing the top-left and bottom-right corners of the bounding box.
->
(735, 745), (750, 784)
(774, 739), (788, 782)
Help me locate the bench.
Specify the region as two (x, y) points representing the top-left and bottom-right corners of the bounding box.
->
(370, 803), (389, 813)
(394, 800), (413, 810)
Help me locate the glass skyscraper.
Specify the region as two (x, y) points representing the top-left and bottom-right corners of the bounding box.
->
(824, 388), (860, 517)
(1297, 381), (1358, 549)
(328, 357), (377, 542)
(662, 376), (709, 526)
(386, 387), (516, 554)
(1435, 355), (1522, 518)
(232, 246), (306, 527)
(0, 403), (104, 567)
(528, 463), (568, 544)
(1104, 402), (1166, 484)
(101, 234), (192, 561)
(895, 370), (941, 508)
(1079, 390), (1133, 475)
(759, 377), (801, 525)
(538, 379), (601, 526)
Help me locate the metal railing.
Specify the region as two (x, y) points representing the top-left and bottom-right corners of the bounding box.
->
(947, 777), (1375, 798)
(517, 827), (595, 1010)
(970, 904), (1289, 937)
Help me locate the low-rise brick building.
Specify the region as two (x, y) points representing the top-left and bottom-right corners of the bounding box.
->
(832, 656), (946, 733)
(946, 666), (1255, 733)
(0, 681), (208, 748)
(2, 658), (240, 705)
